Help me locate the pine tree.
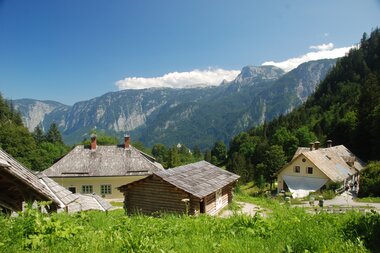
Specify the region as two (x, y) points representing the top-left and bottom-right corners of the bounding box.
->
(33, 125), (45, 143)
(46, 123), (63, 144)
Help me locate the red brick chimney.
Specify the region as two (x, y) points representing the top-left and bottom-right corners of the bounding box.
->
(124, 134), (130, 149)
(90, 134), (97, 150)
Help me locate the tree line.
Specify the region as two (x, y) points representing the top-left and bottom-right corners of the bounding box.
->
(0, 95), (69, 171)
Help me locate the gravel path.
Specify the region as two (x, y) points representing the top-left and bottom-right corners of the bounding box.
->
(297, 191), (380, 212)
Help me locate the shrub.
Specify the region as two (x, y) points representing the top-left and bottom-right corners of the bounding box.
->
(341, 210), (380, 252)
(359, 161), (380, 197)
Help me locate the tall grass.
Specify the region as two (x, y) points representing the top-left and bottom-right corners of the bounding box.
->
(0, 201), (378, 252)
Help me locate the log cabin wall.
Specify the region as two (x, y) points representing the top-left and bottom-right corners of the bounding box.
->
(124, 175), (199, 215)
(204, 184), (233, 216)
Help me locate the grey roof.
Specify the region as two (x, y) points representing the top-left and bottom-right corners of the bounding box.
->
(153, 161), (240, 198)
(281, 145), (365, 182)
(43, 145), (164, 177)
(38, 174), (79, 206)
(0, 148), (61, 208)
(0, 148), (111, 213)
(38, 173), (112, 212)
(66, 194), (113, 213)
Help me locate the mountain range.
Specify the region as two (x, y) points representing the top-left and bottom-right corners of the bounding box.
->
(13, 59), (336, 149)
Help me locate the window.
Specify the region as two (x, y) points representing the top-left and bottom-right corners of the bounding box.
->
(215, 188), (223, 210)
(294, 166), (300, 173)
(101, 184), (112, 195)
(307, 167), (313, 174)
(68, 187), (76, 194)
(82, 185), (93, 194)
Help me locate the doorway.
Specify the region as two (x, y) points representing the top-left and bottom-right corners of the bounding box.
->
(200, 199), (205, 214)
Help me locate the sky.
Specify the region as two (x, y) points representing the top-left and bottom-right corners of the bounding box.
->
(0, 0), (379, 105)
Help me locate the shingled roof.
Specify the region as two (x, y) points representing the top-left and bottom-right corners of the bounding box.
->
(0, 148), (61, 211)
(38, 174), (112, 213)
(279, 145), (365, 182)
(153, 161), (240, 198)
(0, 148), (112, 213)
(43, 145), (164, 177)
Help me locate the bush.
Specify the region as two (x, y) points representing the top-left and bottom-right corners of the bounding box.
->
(359, 161), (380, 197)
(326, 181), (342, 191)
(341, 210), (380, 252)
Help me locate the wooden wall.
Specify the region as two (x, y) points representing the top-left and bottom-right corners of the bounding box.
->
(123, 175), (199, 215)
(204, 184), (233, 216)
(121, 175), (235, 216)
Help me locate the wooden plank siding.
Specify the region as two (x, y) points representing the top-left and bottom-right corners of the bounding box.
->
(120, 174), (237, 216)
(204, 184), (233, 216)
(124, 175), (200, 215)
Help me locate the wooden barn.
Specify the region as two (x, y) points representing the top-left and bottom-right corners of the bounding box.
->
(118, 161), (240, 216)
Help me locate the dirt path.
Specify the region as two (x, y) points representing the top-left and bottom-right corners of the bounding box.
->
(219, 201), (262, 217)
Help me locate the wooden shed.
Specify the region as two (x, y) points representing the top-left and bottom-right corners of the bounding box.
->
(118, 161), (240, 216)
(0, 148), (112, 213)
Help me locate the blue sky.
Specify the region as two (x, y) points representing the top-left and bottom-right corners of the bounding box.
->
(0, 0), (379, 105)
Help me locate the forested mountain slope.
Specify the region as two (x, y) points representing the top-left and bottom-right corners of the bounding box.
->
(227, 28), (380, 182)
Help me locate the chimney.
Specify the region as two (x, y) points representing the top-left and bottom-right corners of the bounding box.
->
(91, 134), (97, 150)
(124, 134), (130, 149)
(327, 140), (333, 148)
(309, 142), (314, 151)
(314, 141), (320, 150)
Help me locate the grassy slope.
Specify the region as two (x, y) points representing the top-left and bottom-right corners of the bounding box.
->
(1, 199), (377, 253)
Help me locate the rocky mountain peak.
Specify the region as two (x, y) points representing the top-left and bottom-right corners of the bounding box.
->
(235, 65), (285, 83)
(12, 59), (335, 148)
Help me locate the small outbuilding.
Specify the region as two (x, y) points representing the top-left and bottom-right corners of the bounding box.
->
(118, 161), (240, 216)
(0, 148), (112, 213)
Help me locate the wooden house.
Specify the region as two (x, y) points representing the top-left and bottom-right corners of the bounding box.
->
(276, 141), (365, 198)
(43, 135), (164, 199)
(0, 148), (111, 213)
(118, 161), (240, 216)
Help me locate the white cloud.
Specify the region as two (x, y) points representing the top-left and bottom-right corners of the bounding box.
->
(262, 43), (354, 72)
(116, 68), (240, 90)
(309, 43), (334, 51)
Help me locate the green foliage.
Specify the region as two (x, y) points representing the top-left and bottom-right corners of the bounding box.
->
(151, 143), (203, 169)
(0, 94), (70, 171)
(32, 126), (45, 143)
(204, 150), (212, 163)
(151, 143), (168, 164)
(0, 201), (374, 252)
(340, 210), (380, 252)
(46, 123), (63, 144)
(227, 28), (380, 186)
(81, 131), (119, 146)
(358, 161), (380, 197)
(211, 141), (227, 165)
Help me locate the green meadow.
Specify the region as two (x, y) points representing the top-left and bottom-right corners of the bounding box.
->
(1, 197), (379, 253)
